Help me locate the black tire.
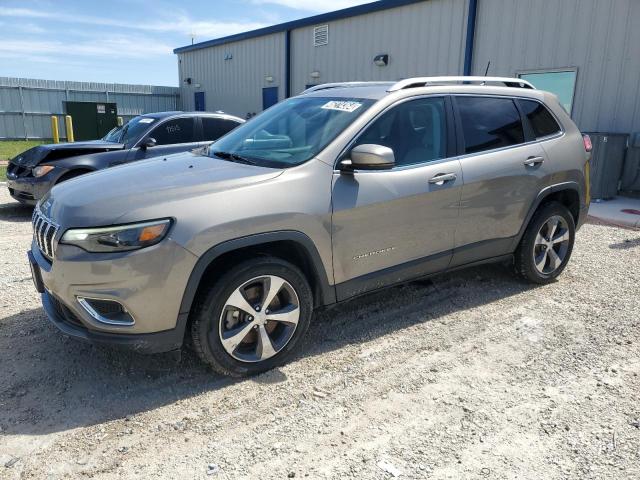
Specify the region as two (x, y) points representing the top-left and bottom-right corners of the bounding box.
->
(515, 201), (575, 284)
(191, 257), (313, 377)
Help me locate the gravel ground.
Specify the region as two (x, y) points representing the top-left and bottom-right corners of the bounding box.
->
(0, 187), (639, 480)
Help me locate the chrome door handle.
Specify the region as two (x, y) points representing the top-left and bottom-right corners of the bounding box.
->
(428, 173), (457, 185)
(524, 156), (545, 167)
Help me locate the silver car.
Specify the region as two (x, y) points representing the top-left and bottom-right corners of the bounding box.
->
(28, 77), (592, 376)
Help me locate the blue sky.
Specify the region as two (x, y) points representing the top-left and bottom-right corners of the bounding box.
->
(0, 0), (370, 86)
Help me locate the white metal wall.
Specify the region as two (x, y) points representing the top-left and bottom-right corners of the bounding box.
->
(178, 32), (286, 118)
(0, 77), (179, 139)
(471, 0), (640, 134)
(290, 0), (467, 95)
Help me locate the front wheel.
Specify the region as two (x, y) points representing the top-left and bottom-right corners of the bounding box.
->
(515, 202), (576, 284)
(191, 257), (313, 376)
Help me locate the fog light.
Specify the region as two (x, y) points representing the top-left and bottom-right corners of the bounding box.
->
(77, 297), (135, 326)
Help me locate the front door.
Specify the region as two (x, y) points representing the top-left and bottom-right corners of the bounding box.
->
(262, 87), (279, 110)
(331, 96), (462, 299)
(451, 95), (549, 266)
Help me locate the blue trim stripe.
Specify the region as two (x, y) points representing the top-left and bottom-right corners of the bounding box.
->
(463, 0), (478, 76)
(174, 0), (430, 54)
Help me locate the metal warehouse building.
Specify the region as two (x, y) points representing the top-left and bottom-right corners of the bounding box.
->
(0, 77), (179, 140)
(174, 0), (640, 192)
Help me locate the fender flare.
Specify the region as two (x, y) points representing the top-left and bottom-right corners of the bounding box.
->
(178, 231), (336, 319)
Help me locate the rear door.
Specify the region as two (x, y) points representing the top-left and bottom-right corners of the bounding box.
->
(451, 95), (550, 266)
(128, 116), (200, 161)
(331, 96), (462, 298)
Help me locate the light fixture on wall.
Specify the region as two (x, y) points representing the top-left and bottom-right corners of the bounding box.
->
(224, 52), (233, 61)
(265, 75), (274, 83)
(183, 77), (192, 85)
(374, 54), (389, 67)
(310, 71), (321, 79)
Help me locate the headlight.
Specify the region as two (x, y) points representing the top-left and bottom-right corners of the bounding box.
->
(33, 165), (55, 177)
(61, 219), (172, 253)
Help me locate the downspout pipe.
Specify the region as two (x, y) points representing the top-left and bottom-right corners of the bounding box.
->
(463, 0), (478, 76)
(285, 29), (291, 98)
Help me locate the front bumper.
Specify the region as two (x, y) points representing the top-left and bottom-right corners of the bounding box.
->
(30, 234), (198, 353)
(42, 289), (187, 353)
(7, 172), (56, 205)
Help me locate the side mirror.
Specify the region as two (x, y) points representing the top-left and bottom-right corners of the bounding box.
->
(141, 137), (157, 149)
(341, 144), (395, 172)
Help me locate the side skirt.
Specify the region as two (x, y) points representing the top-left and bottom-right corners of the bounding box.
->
(334, 240), (516, 304)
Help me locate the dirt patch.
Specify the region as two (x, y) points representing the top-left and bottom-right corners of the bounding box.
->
(1, 189), (639, 479)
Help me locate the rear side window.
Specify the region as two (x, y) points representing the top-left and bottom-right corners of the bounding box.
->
(202, 117), (240, 140)
(456, 96), (524, 154)
(519, 99), (561, 139)
(149, 118), (195, 145)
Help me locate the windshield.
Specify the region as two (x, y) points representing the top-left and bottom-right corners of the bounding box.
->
(209, 96), (375, 168)
(102, 116), (156, 144)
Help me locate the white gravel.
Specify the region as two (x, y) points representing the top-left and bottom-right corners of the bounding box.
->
(0, 188), (639, 479)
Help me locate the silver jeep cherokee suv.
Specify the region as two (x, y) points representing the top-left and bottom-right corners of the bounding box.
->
(28, 77), (591, 376)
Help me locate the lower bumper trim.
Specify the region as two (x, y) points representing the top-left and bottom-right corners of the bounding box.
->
(42, 291), (186, 354)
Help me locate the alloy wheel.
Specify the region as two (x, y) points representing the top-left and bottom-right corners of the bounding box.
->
(533, 215), (571, 275)
(218, 275), (300, 362)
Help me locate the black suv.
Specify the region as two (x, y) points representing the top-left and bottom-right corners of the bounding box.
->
(7, 111), (244, 205)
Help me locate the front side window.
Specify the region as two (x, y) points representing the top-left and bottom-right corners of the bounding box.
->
(456, 96), (524, 154)
(149, 118), (195, 145)
(210, 96), (375, 168)
(353, 97), (447, 167)
(518, 99), (561, 139)
(202, 118), (240, 141)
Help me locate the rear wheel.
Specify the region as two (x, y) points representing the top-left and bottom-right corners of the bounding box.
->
(191, 257), (313, 376)
(515, 202), (575, 284)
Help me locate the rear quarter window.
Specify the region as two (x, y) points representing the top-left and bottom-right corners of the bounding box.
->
(519, 99), (562, 139)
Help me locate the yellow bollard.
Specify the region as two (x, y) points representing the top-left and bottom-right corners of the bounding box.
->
(64, 115), (74, 142)
(51, 116), (60, 144)
(117, 116), (123, 127)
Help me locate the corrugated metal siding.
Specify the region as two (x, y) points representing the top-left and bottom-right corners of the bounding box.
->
(178, 32), (285, 118)
(0, 77), (179, 139)
(471, 0), (640, 134)
(290, 0), (467, 95)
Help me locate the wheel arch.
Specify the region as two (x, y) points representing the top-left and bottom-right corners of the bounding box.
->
(55, 167), (95, 184)
(513, 182), (582, 249)
(179, 231), (336, 321)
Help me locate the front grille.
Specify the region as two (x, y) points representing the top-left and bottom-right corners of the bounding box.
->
(7, 162), (30, 178)
(32, 209), (59, 260)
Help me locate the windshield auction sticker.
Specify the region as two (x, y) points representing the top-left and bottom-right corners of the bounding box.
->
(321, 101), (362, 112)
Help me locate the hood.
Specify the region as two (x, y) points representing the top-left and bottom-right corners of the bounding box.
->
(11, 140), (125, 167)
(43, 151), (283, 227)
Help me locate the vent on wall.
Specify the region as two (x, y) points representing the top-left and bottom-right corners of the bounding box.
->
(313, 25), (329, 47)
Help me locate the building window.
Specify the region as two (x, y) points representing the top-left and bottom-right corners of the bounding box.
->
(313, 25), (328, 47)
(518, 69), (577, 114)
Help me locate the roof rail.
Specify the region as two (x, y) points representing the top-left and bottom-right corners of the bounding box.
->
(302, 81), (394, 94)
(387, 76), (535, 92)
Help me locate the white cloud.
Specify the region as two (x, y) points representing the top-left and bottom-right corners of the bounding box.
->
(0, 7), (266, 38)
(0, 36), (174, 59)
(250, 0), (371, 12)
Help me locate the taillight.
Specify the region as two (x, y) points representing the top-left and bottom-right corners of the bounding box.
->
(582, 134), (593, 152)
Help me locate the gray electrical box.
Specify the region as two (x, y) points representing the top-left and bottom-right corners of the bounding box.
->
(586, 133), (628, 200)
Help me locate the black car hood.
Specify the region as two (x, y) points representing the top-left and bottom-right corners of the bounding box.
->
(11, 140), (125, 168)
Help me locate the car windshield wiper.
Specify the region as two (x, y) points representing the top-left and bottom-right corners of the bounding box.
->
(212, 151), (259, 166)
